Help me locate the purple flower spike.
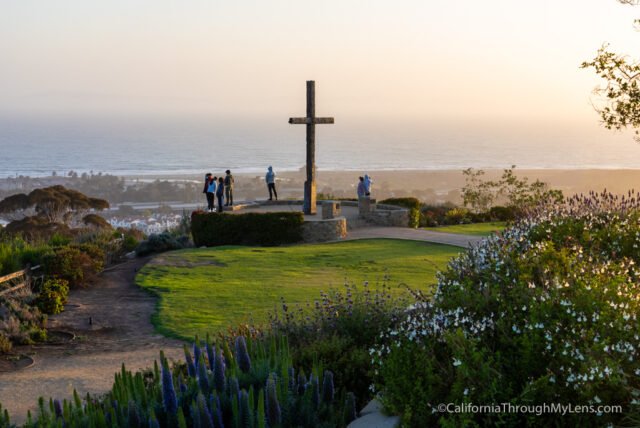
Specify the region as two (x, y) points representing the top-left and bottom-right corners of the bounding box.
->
(214, 349), (226, 393)
(53, 399), (63, 419)
(266, 375), (281, 427)
(161, 361), (178, 415)
(206, 341), (216, 372)
(235, 336), (252, 373)
(322, 371), (334, 403)
(184, 345), (196, 378)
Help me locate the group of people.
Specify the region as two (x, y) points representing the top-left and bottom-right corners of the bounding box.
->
(202, 166), (279, 212)
(203, 170), (235, 212)
(357, 174), (373, 198)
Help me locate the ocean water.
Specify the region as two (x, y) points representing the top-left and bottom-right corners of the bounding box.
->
(1, 114), (639, 178)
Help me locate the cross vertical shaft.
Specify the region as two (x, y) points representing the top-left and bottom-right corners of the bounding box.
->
(305, 81), (316, 214)
(289, 80), (334, 215)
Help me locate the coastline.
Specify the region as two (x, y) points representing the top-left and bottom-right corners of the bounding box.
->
(3, 168), (640, 201)
(118, 168), (640, 196)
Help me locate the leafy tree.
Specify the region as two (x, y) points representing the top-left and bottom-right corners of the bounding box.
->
(461, 166), (562, 214)
(581, 1), (640, 140)
(82, 213), (113, 230)
(461, 168), (495, 212)
(4, 216), (73, 240)
(0, 193), (34, 221)
(0, 185), (109, 224)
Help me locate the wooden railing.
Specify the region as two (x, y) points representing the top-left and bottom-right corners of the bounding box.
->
(0, 265), (41, 297)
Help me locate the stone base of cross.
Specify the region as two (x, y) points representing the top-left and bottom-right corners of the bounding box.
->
(289, 81), (334, 215)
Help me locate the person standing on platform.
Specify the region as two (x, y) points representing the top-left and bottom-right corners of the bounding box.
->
(363, 174), (373, 197)
(357, 176), (366, 199)
(224, 170), (234, 206)
(216, 176), (225, 213)
(204, 173), (216, 212)
(266, 166), (278, 201)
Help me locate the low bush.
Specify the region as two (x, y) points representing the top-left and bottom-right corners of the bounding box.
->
(122, 234), (139, 252)
(420, 204), (454, 227)
(21, 334), (356, 427)
(0, 333), (11, 354)
(443, 207), (471, 225)
(0, 236), (50, 276)
(374, 191), (640, 427)
(41, 244), (104, 288)
(135, 231), (189, 256)
(267, 282), (410, 403)
(488, 204), (517, 221)
(191, 211), (304, 247)
(35, 278), (69, 315)
(0, 292), (47, 349)
(380, 198), (421, 228)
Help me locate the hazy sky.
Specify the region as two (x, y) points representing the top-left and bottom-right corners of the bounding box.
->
(0, 0), (638, 125)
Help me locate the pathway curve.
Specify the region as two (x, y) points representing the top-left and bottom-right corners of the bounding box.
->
(346, 226), (484, 248)
(0, 258), (183, 425)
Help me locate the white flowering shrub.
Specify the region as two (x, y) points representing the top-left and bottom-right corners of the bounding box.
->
(374, 191), (640, 427)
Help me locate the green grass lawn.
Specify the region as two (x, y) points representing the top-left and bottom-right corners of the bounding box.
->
(428, 221), (507, 236)
(136, 239), (461, 340)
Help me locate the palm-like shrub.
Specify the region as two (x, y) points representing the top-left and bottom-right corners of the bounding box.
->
(374, 191), (640, 427)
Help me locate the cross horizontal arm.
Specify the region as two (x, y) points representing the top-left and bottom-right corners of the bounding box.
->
(288, 117), (335, 125)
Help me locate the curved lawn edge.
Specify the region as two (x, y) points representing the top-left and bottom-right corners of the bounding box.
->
(134, 239), (462, 340)
(425, 221), (507, 236)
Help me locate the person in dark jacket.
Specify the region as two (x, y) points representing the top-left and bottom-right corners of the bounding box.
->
(357, 176), (366, 199)
(216, 176), (225, 213)
(265, 166), (277, 201)
(224, 170), (234, 206)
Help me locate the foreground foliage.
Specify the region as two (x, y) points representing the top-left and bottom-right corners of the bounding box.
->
(11, 335), (355, 428)
(374, 191), (640, 426)
(267, 282), (410, 404)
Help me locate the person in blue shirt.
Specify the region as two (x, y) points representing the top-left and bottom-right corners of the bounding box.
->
(363, 174), (372, 197)
(205, 174), (217, 212)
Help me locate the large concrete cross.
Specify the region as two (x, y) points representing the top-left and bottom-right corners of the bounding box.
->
(289, 80), (334, 215)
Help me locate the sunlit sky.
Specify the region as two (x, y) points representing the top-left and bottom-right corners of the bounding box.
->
(0, 0), (638, 125)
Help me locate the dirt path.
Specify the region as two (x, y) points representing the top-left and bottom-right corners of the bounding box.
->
(0, 258), (184, 425)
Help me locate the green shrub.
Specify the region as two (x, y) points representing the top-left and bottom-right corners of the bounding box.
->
(48, 233), (71, 247)
(488, 205), (517, 221)
(380, 198), (421, 228)
(443, 207), (471, 225)
(0, 333), (12, 354)
(420, 204), (454, 227)
(42, 244), (104, 287)
(374, 191), (640, 427)
(267, 282), (410, 402)
(191, 211), (304, 247)
(135, 231), (189, 256)
(35, 278), (69, 315)
(122, 234), (139, 252)
(0, 293), (47, 349)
